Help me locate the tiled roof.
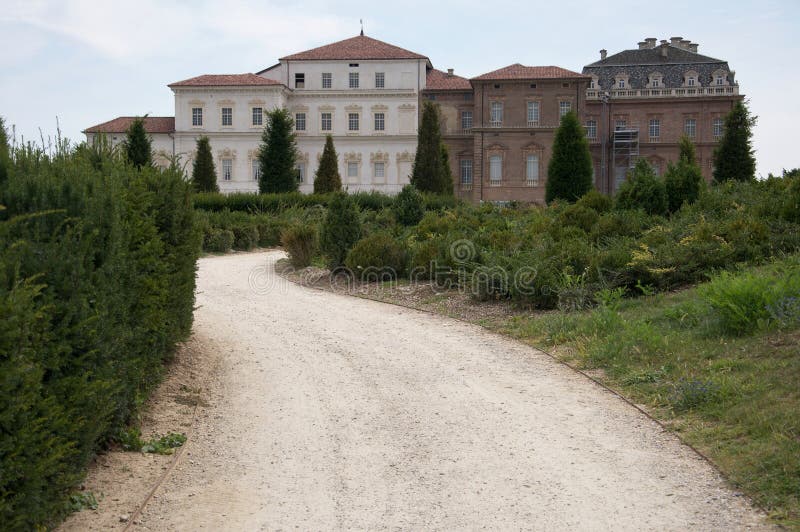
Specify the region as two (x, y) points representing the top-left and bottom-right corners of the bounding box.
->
(472, 64), (589, 81)
(83, 116), (175, 134)
(280, 35), (427, 61)
(582, 45), (733, 90)
(168, 73), (283, 87)
(425, 68), (472, 91)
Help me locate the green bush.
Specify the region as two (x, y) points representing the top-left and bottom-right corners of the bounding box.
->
(615, 159), (668, 216)
(783, 172), (800, 223)
(231, 223), (259, 250)
(321, 192), (362, 269)
(346, 231), (408, 279)
(558, 203), (599, 233)
(204, 228), (234, 252)
(576, 189), (613, 213)
(699, 264), (800, 335)
(0, 144), (199, 529)
(664, 158), (704, 213)
(281, 224), (317, 268)
(393, 184), (424, 226)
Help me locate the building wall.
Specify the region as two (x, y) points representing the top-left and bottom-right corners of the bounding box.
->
(89, 132), (175, 169)
(586, 96), (739, 193)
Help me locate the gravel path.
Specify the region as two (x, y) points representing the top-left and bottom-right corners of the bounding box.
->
(133, 251), (770, 530)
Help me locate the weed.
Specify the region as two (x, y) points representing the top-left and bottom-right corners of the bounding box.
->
(68, 492), (98, 512)
(668, 378), (721, 412)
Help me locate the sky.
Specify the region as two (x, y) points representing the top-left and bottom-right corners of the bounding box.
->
(1, 0), (797, 176)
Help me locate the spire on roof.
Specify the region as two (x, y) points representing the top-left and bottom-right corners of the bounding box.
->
(360, 19), (364, 36)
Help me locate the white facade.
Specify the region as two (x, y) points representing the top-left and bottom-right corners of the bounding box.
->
(87, 130), (175, 168)
(170, 57), (427, 194)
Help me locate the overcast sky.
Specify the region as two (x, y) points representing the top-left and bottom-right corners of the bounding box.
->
(1, 0), (796, 176)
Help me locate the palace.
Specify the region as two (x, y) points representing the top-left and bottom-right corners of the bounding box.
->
(84, 34), (741, 202)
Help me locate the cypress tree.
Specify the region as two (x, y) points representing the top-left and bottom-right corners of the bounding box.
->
(124, 116), (152, 169)
(678, 135), (697, 166)
(439, 142), (454, 195)
(259, 108), (298, 193)
(191, 136), (218, 193)
(320, 192), (362, 269)
(0, 116), (9, 185)
(411, 101), (445, 193)
(713, 100), (757, 183)
(545, 111), (593, 204)
(313, 134), (341, 194)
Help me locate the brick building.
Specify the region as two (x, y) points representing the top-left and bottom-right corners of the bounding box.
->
(427, 36), (742, 202)
(583, 37), (741, 194)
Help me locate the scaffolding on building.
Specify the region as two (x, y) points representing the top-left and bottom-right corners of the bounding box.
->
(612, 126), (639, 192)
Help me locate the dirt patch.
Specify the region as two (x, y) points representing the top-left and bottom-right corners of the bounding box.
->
(58, 332), (224, 531)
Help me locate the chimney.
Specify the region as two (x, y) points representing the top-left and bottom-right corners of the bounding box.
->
(689, 43), (699, 53)
(645, 37), (657, 48)
(447, 68), (454, 76)
(638, 41), (648, 50)
(660, 41), (669, 58)
(680, 39), (691, 50)
(670, 36), (683, 46)
(600, 49), (607, 60)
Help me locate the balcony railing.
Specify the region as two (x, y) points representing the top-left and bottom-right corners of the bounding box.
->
(586, 85), (739, 100)
(489, 120), (503, 128)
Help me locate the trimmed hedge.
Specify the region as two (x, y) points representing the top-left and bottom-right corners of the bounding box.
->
(0, 144), (200, 529)
(193, 190), (459, 214)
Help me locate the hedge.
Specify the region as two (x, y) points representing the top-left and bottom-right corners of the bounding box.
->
(0, 144), (200, 530)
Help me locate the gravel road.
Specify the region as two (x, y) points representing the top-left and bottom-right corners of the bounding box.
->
(133, 251), (770, 530)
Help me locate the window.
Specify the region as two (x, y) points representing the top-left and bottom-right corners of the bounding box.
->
(296, 163), (305, 183)
(713, 118), (724, 139)
(684, 118), (697, 138)
(221, 107), (232, 126)
(715, 75), (724, 86)
(295, 113), (306, 131)
(527, 102), (540, 126)
(375, 72), (385, 88)
(374, 162), (385, 179)
(349, 72), (359, 88)
(347, 162), (358, 178)
(490, 101), (503, 126)
(590, 79), (596, 89)
(615, 119), (627, 130)
(252, 107), (263, 126)
(585, 120), (597, 139)
(222, 159), (232, 181)
(295, 73), (305, 88)
(526, 155), (539, 186)
(460, 159), (473, 186)
(348, 113), (359, 131)
(321, 112), (332, 132)
(322, 73), (332, 88)
(374, 112), (385, 131)
(651, 78), (660, 88)
(687, 77), (696, 87)
(618, 79), (625, 89)
(489, 155), (502, 184)
(559, 101), (571, 118)
(461, 111), (473, 130)
(349, 63), (359, 67)
(252, 159), (261, 181)
(649, 118), (661, 139)
(192, 107), (203, 126)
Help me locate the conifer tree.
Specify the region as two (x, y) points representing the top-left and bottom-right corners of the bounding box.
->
(0, 117), (9, 185)
(259, 108), (298, 193)
(439, 142), (454, 195)
(545, 111), (593, 204)
(191, 136), (218, 193)
(615, 158), (668, 216)
(320, 192), (362, 269)
(664, 135), (704, 213)
(411, 101), (446, 194)
(124, 116), (152, 169)
(313, 134), (341, 194)
(713, 100), (757, 183)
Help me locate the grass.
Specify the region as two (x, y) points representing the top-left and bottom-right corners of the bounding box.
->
(487, 257), (800, 528)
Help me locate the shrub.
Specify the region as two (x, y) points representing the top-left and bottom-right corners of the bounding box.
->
(393, 184), (424, 226)
(204, 228), (234, 252)
(313, 135), (341, 193)
(321, 192), (362, 269)
(231, 223), (259, 250)
(615, 159), (668, 216)
(558, 203), (599, 233)
(576, 189), (612, 213)
(0, 147), (199, 529)
(345, 232), (408, 279)
(699, 266), (800, 335)
(546, 111), (594, 203)
(664, 158), (704, 213)
(281, 224), (317, 268)
(783, 172), (800, 223)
